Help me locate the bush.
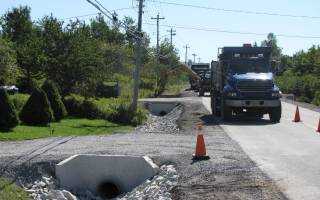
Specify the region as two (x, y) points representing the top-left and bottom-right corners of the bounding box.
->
(64, 94), (147, 125)
(63, 94), (84, 117)
(95, 82), (120, 98)
(81, 99), (103, 119)
(16, 77), (38, 94)
(0, 89), (19, 131)
(42, 80), (67, 121)
(108, 102), (147, 125)
(19, 87), (54, 126)
(312, 91), (320, 106)
(64, 95), (103, 119)
(9, 93), (30, 113)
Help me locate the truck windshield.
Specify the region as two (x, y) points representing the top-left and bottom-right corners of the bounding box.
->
(228, 59), (270, 74)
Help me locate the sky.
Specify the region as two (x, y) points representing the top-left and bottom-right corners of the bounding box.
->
(1, 0), (320, 63)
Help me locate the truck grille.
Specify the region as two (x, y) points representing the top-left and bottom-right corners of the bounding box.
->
(237, 80), (273, 92)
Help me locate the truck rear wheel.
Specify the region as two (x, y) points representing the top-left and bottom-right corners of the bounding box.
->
(269, 105), (281, 123)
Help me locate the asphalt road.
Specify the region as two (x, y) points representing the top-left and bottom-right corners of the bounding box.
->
(202, 97), (320, 200)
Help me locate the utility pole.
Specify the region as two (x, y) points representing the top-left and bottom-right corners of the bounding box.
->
(192, 53), (197, 63)
(151, 13), (165, 96)
(151, 13), (165, 63)
(167, 28), (176, 47)
(198, 57), (201, 63)
(184, 45), (190, 65)
(131, 0), (144, 112)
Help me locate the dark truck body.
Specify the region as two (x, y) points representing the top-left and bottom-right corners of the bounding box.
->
(189, 63), (210, 94)
(210, 45), (282, 122)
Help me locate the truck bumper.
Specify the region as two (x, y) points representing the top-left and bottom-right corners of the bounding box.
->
(225, 99), (280, 108)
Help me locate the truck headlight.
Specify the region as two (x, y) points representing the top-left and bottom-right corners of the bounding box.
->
(272, 92), (282, 98)
(227, 92), (237, 97)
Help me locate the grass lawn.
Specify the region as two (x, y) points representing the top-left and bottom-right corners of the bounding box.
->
(0, 118), (133, 141)
(0, 177), (29, 200)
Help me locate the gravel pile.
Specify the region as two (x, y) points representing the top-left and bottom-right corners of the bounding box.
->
(24, 176), (77, 200)
(119, 165), (178, 200)
(24, 165), (178, 200)
(135, 105), (183, 134)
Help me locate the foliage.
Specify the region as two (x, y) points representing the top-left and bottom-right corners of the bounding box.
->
(2, 6), (46, 92)
(0, 118), (133, 141)
(0, 177), (29, 200)
(9, 93), (29, 113)
(0, 89), (19, 131)
(312, 91), (320, 106)
(64, 95), (147, 125)
(261, 33), (282, 60)
(63, 94), (84, 117)
(95, 81), (120, 98)
(41, 80), (67, 121)
(0, 38), (21, 85)
(19, 87), (54, 125)
(1, 6), (185, 126)
(276, 45), (320, 105)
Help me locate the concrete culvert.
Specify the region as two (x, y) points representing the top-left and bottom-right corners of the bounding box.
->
(140, 101), (179, 116)
(55, 155), (159, 197)
(97, 181), (120, 199)
(159, 111), (167, 116)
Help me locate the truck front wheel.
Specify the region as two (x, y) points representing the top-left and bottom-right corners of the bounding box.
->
(199, 89), (204, 97)
(269, 105), (281, 123)
(222, 101), (232, 121)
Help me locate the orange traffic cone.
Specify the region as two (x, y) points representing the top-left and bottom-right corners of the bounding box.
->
(293, 105), (301, 122)
(193, 123), (210, 160)
(316, 118), (320, 133)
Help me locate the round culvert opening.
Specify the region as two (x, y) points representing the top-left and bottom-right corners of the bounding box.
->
(159, 111), (167, 116)
(97, 182), (121, 199)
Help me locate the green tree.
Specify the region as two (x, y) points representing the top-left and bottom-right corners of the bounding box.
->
(39, 15), (66, 84)
(2, 6), (46, 92)
(19, 87), (54, 125)
(261, 33), (282, 60)
(41, 80), (67, 121)
(0, 89), (19, 131)
(2, 6), (33, 43)
(0, 38), (21, 85)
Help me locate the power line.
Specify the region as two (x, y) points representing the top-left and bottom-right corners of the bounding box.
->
(62, 13), (99, 20)
(144, 22), (320, 39)
(148, 0), (320, 19)
(86, 0), (142, 40)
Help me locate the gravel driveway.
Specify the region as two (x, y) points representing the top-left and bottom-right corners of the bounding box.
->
(0, 91), (288, 199)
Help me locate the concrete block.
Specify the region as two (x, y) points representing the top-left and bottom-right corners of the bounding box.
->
(55, 155), (159, 195)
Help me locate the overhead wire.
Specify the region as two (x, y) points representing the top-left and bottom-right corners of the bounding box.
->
(144, 22), (320, 39)
(148, 0), (320, 19)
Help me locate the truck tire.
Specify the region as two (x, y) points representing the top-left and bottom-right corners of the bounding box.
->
(199, 89), (204, 97)
(212, 95), (222, 117)
(269, 105), (281, 123)
(222, 100), (232, 121)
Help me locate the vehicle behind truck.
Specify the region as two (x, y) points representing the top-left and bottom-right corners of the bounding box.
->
(190, 63), (210, 93)
(211, 44), (282, 122)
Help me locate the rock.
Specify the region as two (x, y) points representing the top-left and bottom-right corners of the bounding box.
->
(38, 181), (46, 187)
(46, 190), (68, 200)
(62, 190), (77, 200)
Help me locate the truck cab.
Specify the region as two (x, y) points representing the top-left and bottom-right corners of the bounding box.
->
(211, 44), (282, 122)
(190, 63), (210, 94)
